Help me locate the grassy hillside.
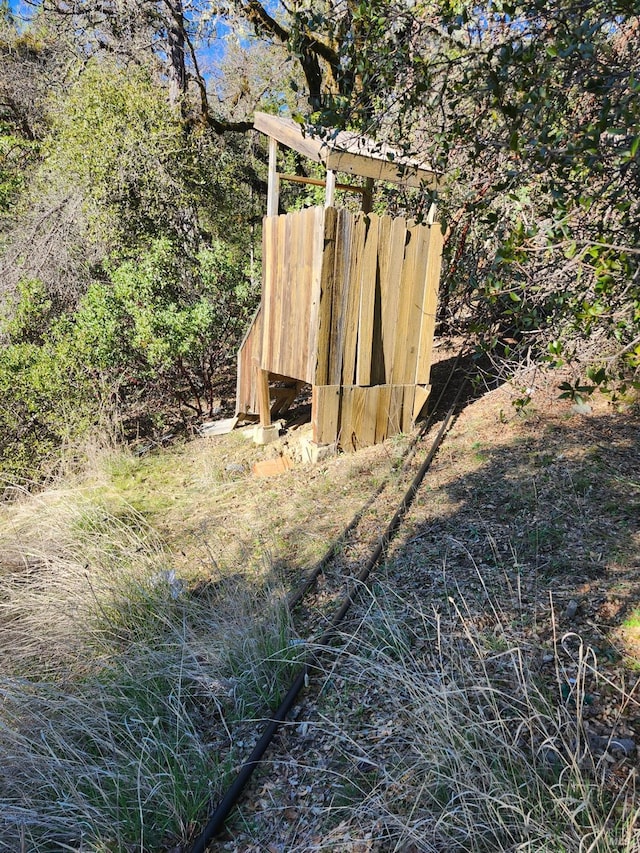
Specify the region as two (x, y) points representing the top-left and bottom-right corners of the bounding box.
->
(0, 365), (638, 852)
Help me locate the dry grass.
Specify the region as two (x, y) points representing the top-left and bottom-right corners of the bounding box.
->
(0, 487), (300, 851)
(315, 584), (640, 852)
(228, 582), (640, 852)
(1, 374), (638, 851)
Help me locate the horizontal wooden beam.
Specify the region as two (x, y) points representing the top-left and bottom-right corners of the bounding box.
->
(326, 150), (440, 190)
(254, 111), (441, 189)
(254, 112), (324, 163)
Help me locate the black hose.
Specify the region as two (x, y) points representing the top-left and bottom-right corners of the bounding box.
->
(188, 377), (467, 853)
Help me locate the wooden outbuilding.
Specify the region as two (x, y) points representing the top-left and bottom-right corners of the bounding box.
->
(236, 112), (444, 452)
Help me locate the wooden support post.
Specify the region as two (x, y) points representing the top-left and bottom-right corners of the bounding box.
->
(257, 368), (272, 426)
(362, 177), (374, 214)
(325, 169), (336, 208)
(267, 137), (280, 217)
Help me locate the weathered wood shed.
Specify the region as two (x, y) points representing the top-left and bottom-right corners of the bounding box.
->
(236, 112), (444, 452)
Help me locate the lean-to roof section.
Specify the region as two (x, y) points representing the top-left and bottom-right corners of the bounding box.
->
(253, 112), (440, 190)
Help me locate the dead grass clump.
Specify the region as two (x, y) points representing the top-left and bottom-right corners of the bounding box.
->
(0, 490), (298, 851)
(312, 584), (640, 852)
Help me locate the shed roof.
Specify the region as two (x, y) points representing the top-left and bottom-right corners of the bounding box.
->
(254, 112), (440, 190)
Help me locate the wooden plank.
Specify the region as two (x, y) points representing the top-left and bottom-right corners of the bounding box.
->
(356, 214), (380, 386)
(235, 304), (262, 414)
(381, 216), (408, 383)
(281, 209), (302, 378)
(391, 221), (420, 384)
(375, 385), (392, 443)
(296, 208), (307, 371)
(353, 386), (378, 449)
(413, 384), (431, 421)
(415, 223), (444, 384)
(201, 416), (239, 437)
(312, 384), (341, 445)
(328, 209), (352, 385)
(283, 212), (297, 374)
(371, 215), (391, 384)
(300, 207), (317, 381)
(257, 367), (272, 426)
(350, 387), (366, 451)
(306, 207), (324, 383)
(403, 223), (431, 385)
(267, 136), (279, 217)
(260, 217), (273, 371)
(325, 169), (336, 207)
(314, 208), (337, 386)
(254, 112), (325, 162)
(253, 456), (293, 477)
(254, 113), (440, 189)
(361, 177), (374, 214)
(341, 213), (367, 386)
(338, 385), (356, 452)
(265, 213), (288, 376)
(261, 214), (279, 371)
(261, 208), (323, 385)
(401, 385), (415, 434)
(270, 384), (300, 418)
(326, 149), (439, 190)
(387, 384), (404, 436)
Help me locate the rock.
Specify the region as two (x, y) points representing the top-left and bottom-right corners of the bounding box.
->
(564, 599), (579, 619)
(588, 734), (636, 756)
(225, 462), (245, 474)
(609, 737), (636, 756)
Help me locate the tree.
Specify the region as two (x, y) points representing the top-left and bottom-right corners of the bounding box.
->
(226, 1), (640, 386)
(0, 4), (267, 480)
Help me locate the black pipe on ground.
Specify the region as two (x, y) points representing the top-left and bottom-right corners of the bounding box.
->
(189, 378), (467, 853)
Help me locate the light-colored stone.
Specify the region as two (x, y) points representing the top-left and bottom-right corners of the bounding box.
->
(253, 424), (280, 445)
(299, 435), (337, 464)
(564, 599), (579, 620)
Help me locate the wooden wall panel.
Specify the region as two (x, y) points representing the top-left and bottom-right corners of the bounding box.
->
(235, 305), (263, 415)
(327, 209), (352, 385)
(415, 224), (443, 384)
(260, 209), (325, 384)
(312, 384), (340, 444)
(306, 206), (326, 380)
(356, 215), (379, 386)
(313, 384), (422, 451)
(236, 206), (444, 448)
(314, 207), (337, 386)
(341, 214), (366, 386)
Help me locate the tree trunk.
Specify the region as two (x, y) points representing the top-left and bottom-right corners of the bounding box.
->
(165, 0), (187, 110)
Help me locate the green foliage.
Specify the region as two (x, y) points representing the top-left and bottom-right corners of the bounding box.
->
(0, 331), (95, 484)
(0, 280), (92, 484)
(74, 238), (252, 416)
(44, 60), (188, 248)
(0, 35), (262, 482)
(0, 236), (253, 482)
(1, 278), (53, 343)
(282, 1), (640, 388)
(0, 126), (38, 213)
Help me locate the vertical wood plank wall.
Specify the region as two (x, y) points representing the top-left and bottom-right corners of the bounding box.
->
(312, 209), (443, 389)
(235, 206), (443, 450)
(261, 206), (325, 384)
(236, 305), (263, 416)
